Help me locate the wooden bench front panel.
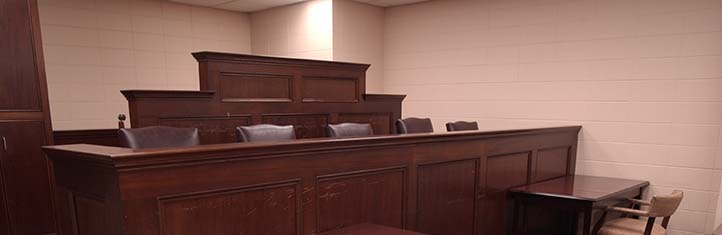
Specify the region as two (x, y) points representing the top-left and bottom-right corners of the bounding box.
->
(47, 126), (581, 235)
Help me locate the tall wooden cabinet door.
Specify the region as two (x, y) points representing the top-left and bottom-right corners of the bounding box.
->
(0, 121), (55, 235)
(0, 163), (10, 235)
(0, 0), (43, 111)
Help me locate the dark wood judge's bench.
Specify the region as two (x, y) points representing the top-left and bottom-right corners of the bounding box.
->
(0, 1), (648, 234)
(41, 52), (589, 235)
(46, 126), (582, 235)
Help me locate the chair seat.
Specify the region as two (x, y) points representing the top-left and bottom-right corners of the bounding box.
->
(598, 218), (666, 235)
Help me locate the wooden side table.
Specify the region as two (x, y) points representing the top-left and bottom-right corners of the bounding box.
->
(510, 175), (649, 235)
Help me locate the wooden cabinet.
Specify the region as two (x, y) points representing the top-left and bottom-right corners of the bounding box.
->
(0, 122), (55, 234)
(0, 157), (11, 235)
(0, 0), (57, 234)
(0, 0), (43, 111)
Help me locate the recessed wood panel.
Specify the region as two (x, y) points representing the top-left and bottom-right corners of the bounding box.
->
(317, 168), (405, 232)
(0, 0), (41, 111)
(480, 152), (530, 235)
(0, 169), (9, 235)
(478, 193), (512, 235)
(337, 113), (391, 134)
(219, 73), (292, 102)
(0, 121), (55, 234)
(534, 147), (570, 182)
(74, 195), (108, 235)
(417, 160), (477, 235)
(302, 77), (358, 102)
(158, 116), (251, 144)
(262, 114), (328, 138)
(158, 180), (300, 235)
(486, 152), (530, 192)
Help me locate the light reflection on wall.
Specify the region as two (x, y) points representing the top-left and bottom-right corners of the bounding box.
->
(251, 0), (334, 60)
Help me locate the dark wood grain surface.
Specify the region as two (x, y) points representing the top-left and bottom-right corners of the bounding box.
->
(45, 126), (581, 235)
(123, 52), (405, 144)
(314, 223), (429, 235)
(0, 0), (57, 234)
(510, 175), (649, 235)
(53, 129), (120, 146)
(511, 175), (649, 202)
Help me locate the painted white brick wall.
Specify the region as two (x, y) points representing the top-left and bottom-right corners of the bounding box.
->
(333, 0), (385, 93)
(250, 0), (333, 60)
(383, 0), (722, 234)
(250, 0), (385, 93)
(39, 0), (251, 130)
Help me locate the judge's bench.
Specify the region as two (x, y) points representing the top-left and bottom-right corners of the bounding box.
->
(44, 52), (582, 235)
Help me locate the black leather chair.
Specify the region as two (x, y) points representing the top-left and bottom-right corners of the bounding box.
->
(395, 117), (434, 134)
(236, 124), (296, 142)
(327, 123), (374, 138)
(118, 126), (200, 149)
(446, 121), (479, 132)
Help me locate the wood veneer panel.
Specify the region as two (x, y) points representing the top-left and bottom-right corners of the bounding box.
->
(262, 114), (328, 139)
(218, 72), (292, 102)
(480, 152), (531, 235)
(0, 121), (55, 234)
(317, 168), (405, 232)
(0, 0), (56, 234)
(486, 152), (530, 192)
(44, 126), (582, 235)
(158, 116), (251, 144)
(121, 52), (402, 144)
(53, 129), (120, 146)
(74, 196), (108, 235)
(534, 147), (570, 182)
(158, 180), (300, 235)
(301, 77), (359, 103)
(0, 0), (41, 111)
(417, 160), (477, 235)
(0, 163), (9, 235)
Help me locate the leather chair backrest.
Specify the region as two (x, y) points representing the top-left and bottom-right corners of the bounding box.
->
(446, 121), (479, 132)
(236, 124), (296, 142)
(118, 126), (200, 149)
(395, 117), (434, 134)
(327, 123), (374, 138)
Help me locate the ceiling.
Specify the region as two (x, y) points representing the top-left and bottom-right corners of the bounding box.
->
(351, 0), (430, 7)
(168, 0), (430, 12)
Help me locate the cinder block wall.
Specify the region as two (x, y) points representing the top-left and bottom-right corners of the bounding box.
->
(383, 1), (722, 234)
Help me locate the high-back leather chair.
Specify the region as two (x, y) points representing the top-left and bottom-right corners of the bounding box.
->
(236, 124), (296, 142)
(395, 117), (433, 134)
(327, 123), (374, 138)
(446, 121), (479, 132)
(118, 126), (200, 149)
(593, 190), (684, 235)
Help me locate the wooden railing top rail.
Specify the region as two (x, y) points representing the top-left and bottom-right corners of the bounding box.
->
(192, 51), (371, 69)
(43, 126), (581, 169)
